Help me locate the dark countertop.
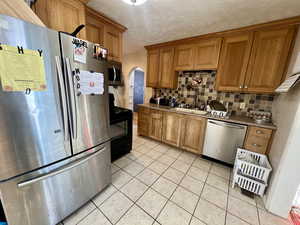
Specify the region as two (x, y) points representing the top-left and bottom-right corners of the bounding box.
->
(139, 103), (277, 130)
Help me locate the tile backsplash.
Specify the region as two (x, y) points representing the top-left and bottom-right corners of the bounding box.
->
(154, 71), (274, 115)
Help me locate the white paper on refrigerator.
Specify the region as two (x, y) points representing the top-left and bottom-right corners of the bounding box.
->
(76, 70), (104, 95)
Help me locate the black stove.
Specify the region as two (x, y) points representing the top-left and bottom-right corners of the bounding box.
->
(109, 94), (133, 161)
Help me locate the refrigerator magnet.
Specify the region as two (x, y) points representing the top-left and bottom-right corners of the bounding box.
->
(73, 38), (87, 64)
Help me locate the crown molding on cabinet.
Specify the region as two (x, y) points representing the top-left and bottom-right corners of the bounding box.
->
(86, 6), (127, 32)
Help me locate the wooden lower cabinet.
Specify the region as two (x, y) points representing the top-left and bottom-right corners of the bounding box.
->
(138, 108), (207, 154)
(180, 116), (207, 154)
(244, 126), (273, 154)
(148, 110), (163, 141)
(138, 108), (150, 136)
(162, 112), (183, 147)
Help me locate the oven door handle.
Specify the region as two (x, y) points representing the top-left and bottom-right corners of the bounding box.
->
(17, 148), (104, 188)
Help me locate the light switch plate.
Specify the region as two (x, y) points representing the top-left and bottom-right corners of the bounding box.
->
(240, 102), (246, 109)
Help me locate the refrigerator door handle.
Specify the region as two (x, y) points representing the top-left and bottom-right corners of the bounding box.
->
(65, 57), (78, 140)
(55, 56), (68, 141)
(17, 147), (105, 188)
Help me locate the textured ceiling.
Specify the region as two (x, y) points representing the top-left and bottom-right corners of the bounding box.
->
(88, 0), (300, 54)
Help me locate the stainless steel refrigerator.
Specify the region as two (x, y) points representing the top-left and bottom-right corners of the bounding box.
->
(0, 14), (111, 225)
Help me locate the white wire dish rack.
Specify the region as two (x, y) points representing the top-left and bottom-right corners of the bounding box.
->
(232, 148), (272, 196)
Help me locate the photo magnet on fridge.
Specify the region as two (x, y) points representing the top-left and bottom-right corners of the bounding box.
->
(73, 38), (88, 64)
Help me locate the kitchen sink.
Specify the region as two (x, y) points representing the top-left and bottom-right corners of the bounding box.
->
(173, 108), (208, 115)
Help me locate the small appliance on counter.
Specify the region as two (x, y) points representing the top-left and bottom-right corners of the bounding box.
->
(248, 110), (272, 124)
(109, 94), (133, 161)
(149, 96), (170, 106)
(108, 61), (123, 86)
(208, 100), (229, 119)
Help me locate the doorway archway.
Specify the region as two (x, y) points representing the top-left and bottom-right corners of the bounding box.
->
(128, 67), (145, 112)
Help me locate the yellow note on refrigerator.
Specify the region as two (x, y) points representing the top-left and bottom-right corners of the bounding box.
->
(0, 44), (47, 92)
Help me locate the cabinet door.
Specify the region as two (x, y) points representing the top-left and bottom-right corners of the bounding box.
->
(180, 116), (206, 154)
(174, 44), (194, 71)
(244, 28), (296, 93)
(138, 113), (149, 136)
(33, 0), (86, 39)
(162, 112), (182, 147)
(159, 47), (177, 88)
(146, 49), (160, 87)
(149, 110), (163, 141)
(86, 10), (105, 45)
(193, 38), (222, 70)
(216, 33), (253, 92)
(105, 25), (122, 62)
(138, 106), (150, 136)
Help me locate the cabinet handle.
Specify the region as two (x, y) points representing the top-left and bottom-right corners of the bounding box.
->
(244, 85), (248, 89)
(256, 130), (263, 134)
(252, 143), (261, 147)
(239, 85), (243, 89)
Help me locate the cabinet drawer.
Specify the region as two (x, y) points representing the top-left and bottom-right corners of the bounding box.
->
(244, 136), (269, 154)
(139, 106), (150, 114)
(248, 126), (272, 139)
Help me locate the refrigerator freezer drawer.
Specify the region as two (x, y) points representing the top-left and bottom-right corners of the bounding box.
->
(0, 142), (111, 225)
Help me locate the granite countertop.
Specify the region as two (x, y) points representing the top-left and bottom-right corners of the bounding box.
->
(139, 103), (277, 130)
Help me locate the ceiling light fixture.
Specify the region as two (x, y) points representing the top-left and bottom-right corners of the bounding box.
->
(122, 0), (147, 6)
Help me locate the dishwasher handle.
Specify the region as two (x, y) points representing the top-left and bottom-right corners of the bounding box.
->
(208, 120), (246, 129)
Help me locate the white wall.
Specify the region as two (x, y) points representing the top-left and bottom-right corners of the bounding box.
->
(265, 27), (300, 217)
(122, 49), (152, 109)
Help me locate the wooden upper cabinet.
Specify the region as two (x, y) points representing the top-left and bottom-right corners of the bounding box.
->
(147, 49), (160, 87)
(148, 110), (163, 141)
(33, 0), (86, 39)
(162, 112), (182, 147)
(159, 47), (177, 88)
(193, 38), (222, 70)
(180, 116), (206, 154)
(244, 27), (296, 93)
(173, 39), (221, 71)
(85, 8), (105, 45)
(216, 33), (254, 92)
(174, 44), (194, 71)
(105, 25), (123, 62)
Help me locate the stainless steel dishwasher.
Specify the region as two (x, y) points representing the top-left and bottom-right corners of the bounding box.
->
(203, 119), (248, 164)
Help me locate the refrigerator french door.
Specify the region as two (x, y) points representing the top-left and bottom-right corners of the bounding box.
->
(59, 33), (111, 155)
(0, 15), (71, 182)
(0, 15), (111, 225)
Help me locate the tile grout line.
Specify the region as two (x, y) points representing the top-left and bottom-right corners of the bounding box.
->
(103, 142), (180, 224)
(187, 159), (212, 225)
(224, 168), (231, 225)
(118, 144), (184, 224)
(133, 138), (264, 225)
(141, 147), (192, 224)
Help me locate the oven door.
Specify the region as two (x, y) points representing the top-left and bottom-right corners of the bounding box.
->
(0, 143), (111, 225)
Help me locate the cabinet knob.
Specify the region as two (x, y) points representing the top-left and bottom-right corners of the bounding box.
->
(256, 130), (263, 134)
(244, 86), (248, 89)
(239, 85), (243, 89)
(252, 143), (261, 147)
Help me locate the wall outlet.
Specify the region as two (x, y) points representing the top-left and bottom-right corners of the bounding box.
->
(240, 102), (246, 109)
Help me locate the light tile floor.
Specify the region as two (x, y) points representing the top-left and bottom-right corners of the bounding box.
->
(61, 125), (290, 225)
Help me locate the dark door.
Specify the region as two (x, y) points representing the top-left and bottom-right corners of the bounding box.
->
(133, 70), (144, 112)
